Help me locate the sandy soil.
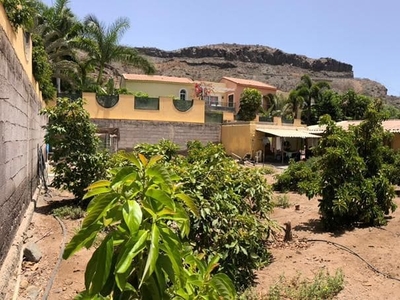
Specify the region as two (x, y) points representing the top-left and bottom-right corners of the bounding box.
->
(9, 169), (400, 299)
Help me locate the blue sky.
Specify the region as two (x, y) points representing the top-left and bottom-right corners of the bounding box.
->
(44, 0), (399, 96)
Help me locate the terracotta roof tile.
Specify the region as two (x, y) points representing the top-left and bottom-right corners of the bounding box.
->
(122, 74), (194, 84)
(222, 76), (277, 90)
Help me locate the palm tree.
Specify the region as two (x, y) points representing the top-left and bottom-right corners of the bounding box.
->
(294, 74), (330, 125)
(287, 90), (304, 120)
(77, 15), (155, 85)
(33, 0), (82, 92)
(264, 93), (291, 118)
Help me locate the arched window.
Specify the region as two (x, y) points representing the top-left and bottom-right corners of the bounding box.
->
(179, 89), (187, 101)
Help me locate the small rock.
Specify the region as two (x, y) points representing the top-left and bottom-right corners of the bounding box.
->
(26, 285), (40, 300)
(20, 279), (29, 289)
(24, 243), (42, 263)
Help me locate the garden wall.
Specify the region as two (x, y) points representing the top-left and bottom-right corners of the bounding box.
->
(92, 119), (221, 150)
(0, 22), (46, 267)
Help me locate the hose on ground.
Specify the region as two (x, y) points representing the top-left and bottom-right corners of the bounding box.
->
(308, 239), (400, 282)
(41, 216), (66, 300)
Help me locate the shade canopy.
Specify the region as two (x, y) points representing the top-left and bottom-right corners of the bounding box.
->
(256, 128), (321, 138)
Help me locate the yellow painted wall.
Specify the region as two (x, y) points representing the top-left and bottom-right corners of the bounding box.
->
(223, 111), (234, 122)
(221, 123), (254, 158)
(83, 93), (205, 123)
(121, 80), (195, 99)
(0, 4), (43, 103)
(392, 133), (400, 150)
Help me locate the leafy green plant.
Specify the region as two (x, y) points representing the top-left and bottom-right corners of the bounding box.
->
(63, 153), (236, 299)
(273, 194), (291, 209)
(52, 205), (85, 220)
(41, 98), (109, 199)
(273, 157), (320, 197)
(172, 142), (276, 291)
(32, 34), (56, 101)
(309, 102), (397, 229)
(134, 91), (150, 98)
(134, 139), (180, 162)
(237, 88), (262, 121)
(2, 0), (35, 30)
(267, 269), (344, 300)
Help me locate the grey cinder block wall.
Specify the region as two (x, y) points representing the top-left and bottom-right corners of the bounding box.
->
(92, 119), (221, 150)
(0, 27), (46, 266)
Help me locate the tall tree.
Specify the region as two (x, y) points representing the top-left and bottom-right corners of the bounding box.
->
(263, 93), (291, 118)
(293, 75), (331, 125)
(77, 15), (155, 85)
(33, 0), (82, 92)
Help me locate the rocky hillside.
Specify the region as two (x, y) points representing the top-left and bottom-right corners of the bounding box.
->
(110, 44), (398, 105)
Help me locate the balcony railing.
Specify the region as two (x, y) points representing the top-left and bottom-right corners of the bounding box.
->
(204, 99), (235, 112)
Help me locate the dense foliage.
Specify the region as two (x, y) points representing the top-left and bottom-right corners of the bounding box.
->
(32, 34), (56, 100)
(273, 157), (320, 198)
(41, 98), (108, 199)
(275, 101), (398, 230)
(237, 88), (263, 121)
(172, 142), (274, 291)
(314, 102), (397, 229)
(2, 0), (35, 30)
(64, 153), (236, 299)
(109, 141), (275, 291)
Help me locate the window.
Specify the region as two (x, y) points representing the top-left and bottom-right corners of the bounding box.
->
(179, 89), (187, 101)
(228, 94), (234, 108)
(204, 96), (219, 106)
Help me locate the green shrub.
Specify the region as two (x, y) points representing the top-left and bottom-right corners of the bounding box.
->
(267, 269), (344, 300)
(133, 139), (180, 162)
(273, 194), (291, 209)
(2, 0), (35, 30)
(32, 34), (56, 101)
(173, 142), (275, 291)
(63, 153), (236, 299)
(313, 106), (397, 230)
(52, 205), (85, 220)
(273, 157), (320, 197)
(41, 98), (109, 199)
(237, 88), (262, 121)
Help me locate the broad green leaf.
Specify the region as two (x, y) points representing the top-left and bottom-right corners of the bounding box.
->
(111, 167), (137, 189)
(119, 152), (140, 168)
(116, 230), (148, 273)
(115, 262), (135, 291)
(140, 223), (160, 285)
(122, 200), (142, 234)
(175, 193), (199, 216)
(138, 153), (148, 167)
(146, 188), (175, 210)
(147, 155), (163, 168)
(86, 237), (114, 295)
(83, 187), (112, 200)
(205, 255), (220, 278)
(63, 222), (102, 259)
(82, 193), (118, 228)
(209, 273), (236, 299)
(85, 180), (111, 191)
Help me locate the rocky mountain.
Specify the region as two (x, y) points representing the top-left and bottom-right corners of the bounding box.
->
(110, 43), (398, 105)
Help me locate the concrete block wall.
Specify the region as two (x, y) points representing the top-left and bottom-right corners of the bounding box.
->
(92, 119), (221, 150)
(0, 27), (46, 266)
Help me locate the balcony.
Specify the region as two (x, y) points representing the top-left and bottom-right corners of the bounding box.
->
(204, 99), (235, 112)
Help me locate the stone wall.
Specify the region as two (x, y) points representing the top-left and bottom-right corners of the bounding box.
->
(0, 26), (46, 266)
(92, 119), (221, 150)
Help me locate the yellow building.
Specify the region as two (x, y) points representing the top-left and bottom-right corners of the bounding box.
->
(222, 117), (320, 162)
(83, 93), (205, 123)
(120, 74), (195, 100)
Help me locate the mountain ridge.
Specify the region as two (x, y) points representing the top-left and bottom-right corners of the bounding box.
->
(109, 43), (399, 106)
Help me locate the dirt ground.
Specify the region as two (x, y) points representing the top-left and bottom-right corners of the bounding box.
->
(8, 167), (400, 299)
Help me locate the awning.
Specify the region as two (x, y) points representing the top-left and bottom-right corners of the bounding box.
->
(256, 128), (321, 138)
